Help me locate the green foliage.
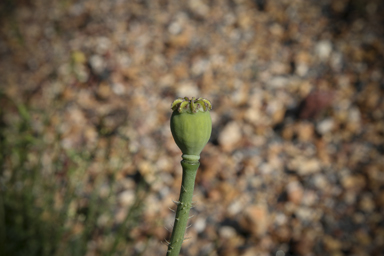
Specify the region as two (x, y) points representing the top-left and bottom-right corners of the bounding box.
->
(0, 93), (146, 256)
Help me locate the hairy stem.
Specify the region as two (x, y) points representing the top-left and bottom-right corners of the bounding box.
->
(166, 159), (199, 256)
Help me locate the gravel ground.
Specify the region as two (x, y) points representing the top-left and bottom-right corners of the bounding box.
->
(1, 0), (384, 255)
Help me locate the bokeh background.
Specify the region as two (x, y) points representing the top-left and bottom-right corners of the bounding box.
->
(1, 0), (384, 255)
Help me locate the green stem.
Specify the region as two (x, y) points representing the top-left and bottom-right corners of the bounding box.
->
(166, 159), (199, 256)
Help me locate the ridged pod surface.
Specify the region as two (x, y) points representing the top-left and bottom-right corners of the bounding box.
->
(170, 97), (212, 159)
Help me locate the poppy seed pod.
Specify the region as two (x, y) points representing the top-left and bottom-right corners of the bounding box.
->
(170, 97), (212, 160)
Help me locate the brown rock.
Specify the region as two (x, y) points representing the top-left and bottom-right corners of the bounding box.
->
(359, 194), (375, 213)
(298, 90), (334, 119)
(289, 157), (321, 175)
(282, 123), (295, 140)
(323, 235), (342, 252)
(239, 204), (269, 236)
(341, 174), (366, 191)
(287, 181), (304, 204)
(292, 236), (315, 256)
(297, 122), (314, 142)
(218, 121), (242, 152)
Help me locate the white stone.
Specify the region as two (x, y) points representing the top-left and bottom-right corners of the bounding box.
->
(118, 190), (135, 206)
(89, 54), (105, 74)
(194, 217), (206, 233)
(268, 76), (289, 88)
(218, 122), (242, 151)
(315, 40), (332, 61)
(219, 226), (236, 238)
(317, 118), (334, 134)
(176, 81), (200, 98)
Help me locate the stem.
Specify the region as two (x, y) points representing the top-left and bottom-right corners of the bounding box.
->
(166, 159), (199, 256)
(0, 192), (5, 256)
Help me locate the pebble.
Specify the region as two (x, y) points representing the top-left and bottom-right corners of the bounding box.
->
(289, 157), (321, 175)
(317, 118), (335, 135)
(297, 122), (314, 142)
(194, 217), (206, 233)
(219, 226), (236, 239)
(218, 121), (242, 152)
(118, 190), (135, 206)
(240, 204), (269, 236)
(359, 193), (375, 213)
(315, 40), (333, 61)
(175, 81), (200, 97)
(286, 181), (303, 204)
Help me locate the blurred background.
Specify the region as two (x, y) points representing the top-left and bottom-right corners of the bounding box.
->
(1, 0), (383, 255)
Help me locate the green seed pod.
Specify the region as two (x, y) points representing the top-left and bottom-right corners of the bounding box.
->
(170, 97), (212, 161)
